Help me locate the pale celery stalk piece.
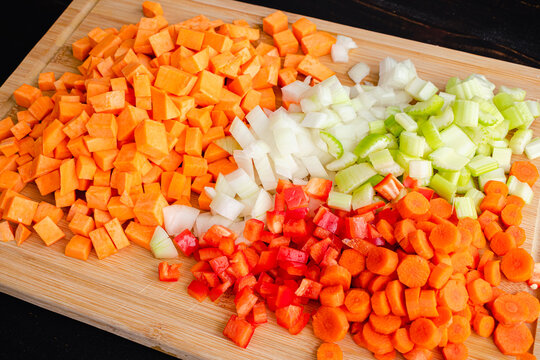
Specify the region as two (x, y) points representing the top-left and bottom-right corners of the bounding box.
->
(430, 173), (457, 202)
(428, 147), (470, 171)
(466, 155), (499, 177)
(507, 175), (534, 204)
(327, 191), (352, 211)
(394, 112), (418, 132)
(454, 196), (477, 219)
(525, 138), (540, 160)
(351, 183), (375, 210)
(369, 120), (386, 135)
(429, 107), (454, 130)
(405, 77), (439, 101)
(456, 178), (475, 195)
(420, 119), (444, 150)
(491, 147), (512, 172)
(334, 163), (377, 193)
(353, 133), (391, 159)
(452, 100), (479, 127)
(400, 131), (425, 158)
(499, 85), (526, 101)
(476, 143), (492, 156)
(440, 125), (477, 157)
(326, 152), (358, 172)
(509, 129), (533, 155)
(478, 168), (506, 190)
(439, 170), (461, 185)
(465, 188), (486, 213)
(369, 149), (395, 172)
(408, 160), (433, 179)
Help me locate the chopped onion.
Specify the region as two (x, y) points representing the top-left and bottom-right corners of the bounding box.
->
(245, 105), (270, 138)
(348, 62), (370, 84)
(210, 193), (245, 220)
(150, 226), (178, 259)
(251, 189), (273, 218)
(230, 116), (256, 148)
(331, 43), (349, 63)
(163, 205), (200, 236)
(225, 168), (259, 199)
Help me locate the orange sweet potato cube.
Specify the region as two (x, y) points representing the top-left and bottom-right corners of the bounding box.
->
(65, 235), (93, 260)
(0, 221), (14, 242)
(86, 185), (112, 211)
(154, 65), (197, 96)
(262, 10), (288, 35)
(86, 113), (118, 138)
(125, 221), (154, 250)
(134, 119), (169, 159)
(34, 216), (65, 246)
(68, 212), (96, 237)
(3, 196), (38, 225)
(114, 143), (147, 172)
(176, 28), (205, 51)
(89, 227), (117, 260)
(133, 191), (168, 226)
(273, 29), (299, 56)
(189, 70), (224, 107)
(34, 201), (64, 224)
(292, 17), (316, 40)
(104, 218), (130, 250)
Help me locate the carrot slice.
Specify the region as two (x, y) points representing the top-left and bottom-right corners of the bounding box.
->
(391, 328), (414, 354)
(409, 318), (441, 350)
(501, 204), (523, 227)
(492, 293), (530, 325)
(429, 197), (453, 219)
(366, 247), (399, 276)
(429, 222), (460, 254)
(312, 306), (349, 343)
(510, 161), (539, 187)
(369, 313), (402, 335)
(362, 321), (394, 355)
(501, 248), (534, 282)
(447, 315), (471, 343)
(317, 343), (343, 360)
(473, 312), (495, 337)
(494, 323), (534, 355)
(397, 255), (430, 288)
(442, 343), (468, 360)
(397, 191), (430, 220)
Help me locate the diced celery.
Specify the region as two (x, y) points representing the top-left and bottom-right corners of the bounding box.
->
(320, 131), (344, 159)
(453, 100), (479, 127)
(476, 143), (492, 156)
(509, 129), (533, 155)
(366, 174), (385, 186)
(405, 77), (439, 101)
(507, 175), (534, 204)
(478, 168), (506, 190)
(446, 77), (461, 92)
(502, 105), (527, 129)
(394, 150), (422, 171)
(465, 188), (485, 213)
(491, 147), (512, 172)
(440, 125), (477, 157)
(429, 107), (454, 130)
(525, 100), (540, 117)
(438, 92), (456, 110)
(408, 160), (433, 179)
(489, 139), (509, 148)
(466, 155), (499, 177)
(458, 168), (471, 187)
(485, 119), (509, 140)
(384, 114), (405, 137)
(399, 131), (425, 158)
(499, 85), (526, 101)
(515, 102), (535, 129)
(462, 126), (490, 146)
(493, 92), (514, 111)
(353, 133), (391, 159)
(457, 178), (475, 195)
(334, 163), (377, 193)
(405, 94), (444, 116)
(428, 147), (469, 171)
(447, 76), (490, 100)
(385, 134), (399, 149)
(327, 191), (352, 211)
(525, 138), (540, 160)
(394, 113), (418, 132)
(454, 197), (477, 219)
(439, 170), (460, 185)
(473, 97), (504, 126)
(369, 149), (395, 172)
(420, 119), (443, 150)
(326, 151), (358, 171)
(430, 173), (457, 202)
(369, 120), (386, 134)
(351, 183), (375, 210)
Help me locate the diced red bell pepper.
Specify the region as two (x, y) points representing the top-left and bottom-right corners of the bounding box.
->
(243, 218), (264, 242)
(295, 278), (322, 299)
(310, 238), (332, 264)
(329, 234), (343, 251)
(266, 295), (278, 312)
(283, 185), (309, 210)
(373, 174), (404, 200)
(173, 230), (198, 257)
(305, 178), (332, 200)
(191, 261), (211, 279)
(223, 315), (255, 348)
(275, 304), (303, 329)
(234, 274), (257, 293)
(202, 271), (220, 287)
(289, 311), (310, 335)
(258, 281), (279, 298)
(203, 225), (237, 247)
(269, 236), (291, 249)
(377, 207), (400, 224)
(285, 207), (309, 220)
(251, 240), (269, 253)
(158, 261), (181, 282)
(229, 251), (250, 278)
(345, 215), (369, 239)
(276, 178), (292, 193)
(198, 247), (224, 261)
(243, 247), (260, 270)
(251, 302), (267, 325)
(218, 236), (235, 256)
(403, 176), (418, 189)
(187, 279), (209, 301)
(356, 200), (385, 216)
(208, 280), (232, 302)
(260, 231), (277, 244)
(254, 248), (278, 273)
(320, 246), (340, 267)
(301, 236), (318, 253)
(266, 210), (285, 234)
(278, 261), (307, 276)
(283, 218), (308, 238)
(313, 206), (340, 233)
(283, 279), (299, 292)
(209, 255), (229, 274)
(305, 264), (321, 282)
(277, 246), (308, 264)
(313, 226), (332, 239)
(275, 285), (295, 308)
(235, 286), (258, 318)
(415, 186), (435, 200)
(342, 237), (376, 256)
(274, 192), (286, 211)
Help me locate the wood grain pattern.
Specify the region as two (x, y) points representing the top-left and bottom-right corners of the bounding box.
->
(0, 0), (539, 359)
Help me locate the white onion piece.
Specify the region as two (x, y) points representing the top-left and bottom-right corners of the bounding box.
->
(251, 189), (273, 218)
(331, 43), (349, 63)
(150, 226), (178, 259)
(225, 168), (259, 199)
(209, 214), (234, 228)
(336, 35), (358, 50)
(292, 178), (308, 185)
(301, 155), (328, 178)
(233, 150), (255, 179)
(210, 193), (245, 220)
(194, 212), (213, 238)
(273, 154), (299, 179)
(281, 80), (310, 103)
(245, 105), (269, 139)
(253, 154), (277, 190)
(204, 186), (216, 200)
(163, 205), (200, 236)
(230, 117), (256, 148)
(301, 112), (329, 128)
(215, 174), (236, 198)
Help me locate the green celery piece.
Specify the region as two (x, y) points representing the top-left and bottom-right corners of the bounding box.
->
(428, 147), (470, 171)
(456, 178), (475, 195)
(327, 191), (352, 211)
(454, 196), (477, 219)
(476, 143), (492, 156)
(384, 114), (405, 137)
(351, 183), (375, 210)
(430, 173), (457, 202)
(405, 94), (444, 116)
(485, 119), (510, 140)
(399, 131), (425, 158)
(453, 100), (479, 127)
(439, 170), (460, 185)
(466, 155), (499, 177)
(353, 133), (391, 159)
(440, 124), (477, 157)
(465, 188), (485, 213)
(499, 85), (526, 101)
(326, 152), (358, 171)
(462, 126), (490, 146)
(334, 163), (377, 193)
(478, 168), (506, 190)
(369, 120), (386, 135)
(473, 97), (504, 126)
(493, 92), (514, 111)
(366, 174), (385, 187)
(394, 150), (422, 172)
(429, 107), (454, 130)
(385, 133), (399, 149)
(502, 105), (526, 130)
(394, 113), (418, 132)
(515, 102), (535, 129)
(525, 138), (540, 160)
(509, 129), (533, 155)
(420, 119), (444, 150)
(445, 77), (461, 93)
(458, 168), (471, 187)
(320, 131), (344, 159)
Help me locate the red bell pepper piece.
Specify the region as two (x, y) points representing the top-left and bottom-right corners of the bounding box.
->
(313, 226), (332, 239)
(209, 255), (229, 274)
(283, 218), (308, 238)
(295, 278), (322, 299)
(313, 206), (340, 233)
(289, 311), (311, 335)
(208, 280), (232, 302)
(309, 238), (332, 264)
(258, 281), (279, 298)
(218, 236), (235, 256)
(301, 236), (318, 253)
(305, 264), (321, 282)
(229, 251), (250, 278)
(305, 178), (332, 200)
(260, 230), (277, 244)
(275, 304), (303, 329)
(278, 261), (307, 276)
(203, 224), (237, 247)
(269, 236), (290, 248)
(283, 185), (309, 210)
(235, 286), (258, 318)
(415, 186), (435, 200)
(233, 274), (257, 293)
(320, 246), (340, 267)
(243, 247), (260, 270)
(250, 302), (267, 325)
(198, 247), (224, 261)
(345, 215), (369, 239)
(187, 279), (209, 301)
(277, 246), (309, 264)
(355, 201), (385, 216)
(276, 285), (295, 308)
(243, 218), (264, 242)
(266, 210), (285, 234)
(377, 207), (400, 224)
(251, 240), (269, 253)
(223, 315), (255, 348)
(202, 271), (220, 287)
(276, 178), (292, 193)
(373, 174), (404, 200)
(173, 230), (198, 257)
(158, 261), (181, 282)
(255, 248), (278, 272)
(285, 207), (309, 220)
(403, 175), (418, 189)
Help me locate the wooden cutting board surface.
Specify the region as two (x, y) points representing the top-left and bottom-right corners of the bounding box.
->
(0, 0), (539, 359)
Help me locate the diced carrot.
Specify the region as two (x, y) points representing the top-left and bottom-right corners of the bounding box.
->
(103, 217), (130, 250)
(13, 84), (42, 108)
(0, 221), (14, 242)
(3, 196), (38, 225)
(33, 216), (65, 246)
(262, 11), (288, 36)
(34, 201), (64, 224)
(273, 29), (299, 56)
(88, 227), (117, 260)
(68, 213), (96, 237)
(14, 223), (32, 246)
(125, 221), (154, 250)
(297, 54), (335, 81)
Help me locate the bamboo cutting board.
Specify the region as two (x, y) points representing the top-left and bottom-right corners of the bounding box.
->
(0, 0), (539, 359)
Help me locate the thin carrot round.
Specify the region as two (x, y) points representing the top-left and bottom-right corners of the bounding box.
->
(494, 323), (534, 355)
(433, 306), (453, 328)
(429, 222), (460, 254)
(479, 193), (506, 214)
(442, 342), (468, 360)
(338, 249), (365, 276)
(374, 350), (396, 360)
(510, 160), (539, 187)
(391, 328), (414, 354)
(428, 262), (453, 289)
(320, 264), (352, 290)
(514, 291), (540, 323)
(483, 180), (509, 197)
(397, 191), (430, 220)
(505, 225), (526, 246)
(458, 217), (485, 249)
(371, 291), (391, 316)
(405, 287), (421, 321)
(484, 259), (501, 286)
(490, 231), (516, 256)
(397, 255), (430, 288)
(500, 204), (523, 227)
(501, 248), (534, 282)
(369, 313), (402, 335)
(429, 197), (453, 219)
(492, 293), (530, 325)
(473, 312), (495, 337)
(477, 249), (494, 272)
(447, 315), (471, 343)
(506, 195), (526, 209)
(344, 288), (371, 316)
(467, 278), (493, 305)
(394, 219), (416, 252)
(408, 229), (434, 259)
(317, 343), (343, 360)
(366, 247), (399, 276)
(320, 285), (345, 307)
(409, 318), (441, 350)
(438, 279), (469, 312)
(385, 280), (407, 317)
(362, 321), (394, 355)
(419, 290), (439, 318)
(403, 347), (434, 360)
(312, 306), (349, 343)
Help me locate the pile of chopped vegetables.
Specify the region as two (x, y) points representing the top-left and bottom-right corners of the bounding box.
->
(1, 1), (540, 359)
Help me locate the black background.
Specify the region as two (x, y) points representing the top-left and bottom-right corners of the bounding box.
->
(1, 0), (539, 359)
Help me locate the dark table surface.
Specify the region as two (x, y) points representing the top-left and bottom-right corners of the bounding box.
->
(1, 0), (539, 359)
